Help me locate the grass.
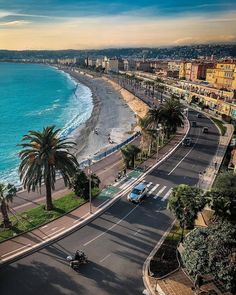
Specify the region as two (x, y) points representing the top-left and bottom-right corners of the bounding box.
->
(212, 118), (227, 136)
(0, 192), (86, 242)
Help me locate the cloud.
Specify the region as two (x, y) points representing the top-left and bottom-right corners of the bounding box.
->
(0, 20), (30, 26)
(0, 10), (236, 49)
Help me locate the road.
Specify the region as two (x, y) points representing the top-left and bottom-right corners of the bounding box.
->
(0, 109), (219, 295)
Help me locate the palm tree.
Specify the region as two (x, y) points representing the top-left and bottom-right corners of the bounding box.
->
(18, 126), (79, 211)
(0, 183), (17, 228)
(159, 98), (184, 138)
(121, 144), (141, 168)
(139, 117), (158, 156)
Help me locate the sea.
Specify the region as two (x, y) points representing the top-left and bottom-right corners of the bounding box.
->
(0, 62), (93, 185)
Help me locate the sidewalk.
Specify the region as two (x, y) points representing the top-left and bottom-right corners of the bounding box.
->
(0, 122), (188, 265)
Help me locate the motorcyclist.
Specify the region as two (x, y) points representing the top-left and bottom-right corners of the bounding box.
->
(74, 250), (86, 263)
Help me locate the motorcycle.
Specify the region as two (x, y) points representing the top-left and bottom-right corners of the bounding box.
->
(67, 251), (88, 270)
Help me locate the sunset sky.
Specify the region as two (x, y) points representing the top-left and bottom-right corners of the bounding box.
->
(0, 0), (236, 50)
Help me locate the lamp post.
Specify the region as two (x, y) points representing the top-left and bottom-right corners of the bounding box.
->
(88, 158), (93, 214)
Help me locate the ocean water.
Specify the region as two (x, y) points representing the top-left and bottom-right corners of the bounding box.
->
(0, 63), (93, 185)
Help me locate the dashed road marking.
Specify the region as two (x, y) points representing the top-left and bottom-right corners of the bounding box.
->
(99, 254), (111, 263)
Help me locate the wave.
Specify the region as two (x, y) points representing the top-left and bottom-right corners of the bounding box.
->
(26, 103), (61, 117)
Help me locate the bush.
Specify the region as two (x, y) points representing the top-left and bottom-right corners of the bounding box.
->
(71, 169), (100, 200)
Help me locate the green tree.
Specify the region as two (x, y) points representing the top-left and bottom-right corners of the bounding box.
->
(159, 98), (184, 137)
(0, 183), (17, 228)
(71, 169), (100, 200)
(183, 221), (236, 292)
(121, 144), (141, 168)
(18, 126), (78, 211)
(207, 221), (236, 292)
(182, 227), (210, 276)
(207, 171), (236, 224)
(168, 184), (206, 240)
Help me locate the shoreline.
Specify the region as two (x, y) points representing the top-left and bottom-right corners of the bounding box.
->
(62, 68), (138, 162)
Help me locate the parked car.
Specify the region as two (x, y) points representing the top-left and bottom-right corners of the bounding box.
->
(182, 137), (192, 147)
(197, 113), (202, 118)
(127, 182), (148, 203)
(202, 127), (209, 133)
(191, 121), (197, 127)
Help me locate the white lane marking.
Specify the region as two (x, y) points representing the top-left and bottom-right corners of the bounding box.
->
(161, 188), (172, 202)
(99, 254), (111, 263)
(120, 177), (135, 189)
(51, 227), (58, 231)
(73, 213), (90, 224)
(43, 227), (65, 239)
(134, 229), (141, 236)
(147, 184), (160, 196)
(41, 225), (48, 229)
(168, 129), (201, 175)
(154, 186), (167, 199)
(1, 244), (31, 258)
(83, 205), (139, 247)
(146, 182), (152, 188)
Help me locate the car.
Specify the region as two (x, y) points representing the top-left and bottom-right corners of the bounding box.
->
(127, 182), (148, 203)
(197, 113), (202, 118)
(202, 127), (209, 133)
(191, 121), (197, 127)
(182, 137), (192, 147)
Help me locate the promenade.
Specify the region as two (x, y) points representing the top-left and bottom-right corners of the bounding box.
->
(0, 121), (188, 265)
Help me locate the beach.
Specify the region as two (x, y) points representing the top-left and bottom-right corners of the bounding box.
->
(64, 69), (144, 162)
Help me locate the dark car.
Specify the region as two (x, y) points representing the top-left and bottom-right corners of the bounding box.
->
(182, 137), (192, 147)
(202, 127), (209, 133)
(191, 121), (197, 127)
(197, 113), (202, 118)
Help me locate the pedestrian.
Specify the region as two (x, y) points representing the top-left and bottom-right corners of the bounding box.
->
(123, 167), (127, 177)
(214, 162), (217, 170)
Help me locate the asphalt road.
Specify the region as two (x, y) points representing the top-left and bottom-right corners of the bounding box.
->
(0, 109), (219, 295)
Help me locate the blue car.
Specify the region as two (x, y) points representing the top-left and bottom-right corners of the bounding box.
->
(127, 182), (148, 203)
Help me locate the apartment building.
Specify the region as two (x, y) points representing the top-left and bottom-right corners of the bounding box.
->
(206, 62), (236, 90)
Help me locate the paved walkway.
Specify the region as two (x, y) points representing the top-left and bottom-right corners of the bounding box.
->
(0, 122), (188, 265)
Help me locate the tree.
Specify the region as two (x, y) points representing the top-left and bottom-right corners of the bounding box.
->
(182, 221), (236, 292)
(159, 98), (184, 137)
(121, 144), (141, 168)
(18, 126), (79, 211)
(168, 184), (206, 240)
(139, 117), (157, 156)
(0, 183), (17, 228)
(182, 227), (210, 276)
(206, 171), (236, 224)
(71, 169), (100, 200)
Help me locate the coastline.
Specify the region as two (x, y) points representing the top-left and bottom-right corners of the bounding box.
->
(62, 68), (138, 162)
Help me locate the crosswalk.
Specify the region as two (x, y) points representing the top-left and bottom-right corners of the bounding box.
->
(144, 181), (173, 202)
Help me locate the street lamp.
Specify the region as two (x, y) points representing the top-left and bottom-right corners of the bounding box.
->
(88, 158), (93, 214)
(156, 124), (163, 160)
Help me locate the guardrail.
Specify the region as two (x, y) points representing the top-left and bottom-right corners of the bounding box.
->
(79, 132), (140, 168)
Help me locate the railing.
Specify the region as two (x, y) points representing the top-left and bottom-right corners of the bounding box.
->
(79, 132), (140, 168)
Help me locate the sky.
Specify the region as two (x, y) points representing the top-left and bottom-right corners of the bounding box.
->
(0, 0), (236, 50)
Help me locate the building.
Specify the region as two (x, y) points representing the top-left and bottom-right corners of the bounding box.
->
(106, 58), (119, 73)
(124, 59), (137, 71)
(179, 61), (214, 81)
(206, 62), (236, 90)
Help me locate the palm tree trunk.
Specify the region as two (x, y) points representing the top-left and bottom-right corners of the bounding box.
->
(1, 200), (11, 228)
(45, 176), (53, 211)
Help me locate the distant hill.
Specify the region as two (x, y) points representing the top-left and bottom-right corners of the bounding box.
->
(0, 44), (236, 60)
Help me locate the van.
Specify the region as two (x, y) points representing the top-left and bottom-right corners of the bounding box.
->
(202, 127), (208, 133)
